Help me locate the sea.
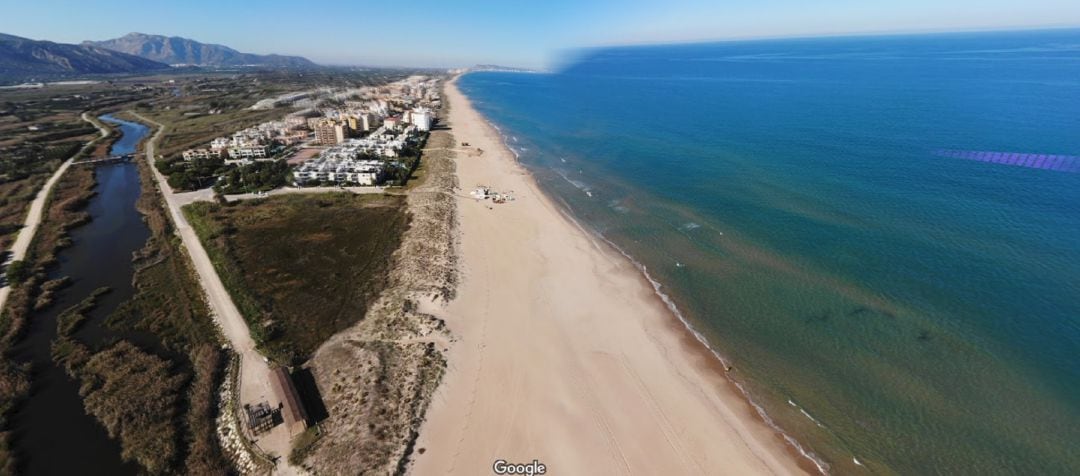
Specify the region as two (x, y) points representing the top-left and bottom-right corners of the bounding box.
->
(457, 28), (1080, 474)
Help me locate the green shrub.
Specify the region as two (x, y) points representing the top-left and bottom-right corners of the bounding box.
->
(5, 261), (29, 286)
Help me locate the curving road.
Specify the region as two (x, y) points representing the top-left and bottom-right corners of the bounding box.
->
(0, 112), (107, 314)
(128, 112), (301, 474)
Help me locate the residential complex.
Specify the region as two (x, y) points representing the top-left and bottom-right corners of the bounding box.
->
(293, 156), (384, 186)
(313, 119), (349, 146)
(176, 75), (442, 187)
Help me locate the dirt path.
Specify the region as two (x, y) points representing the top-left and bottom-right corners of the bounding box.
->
(128, 111), (302, 475)
(0, 112), (106, 314)
(169, 185), (389, 208)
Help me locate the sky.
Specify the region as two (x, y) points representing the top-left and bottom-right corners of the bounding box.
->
(1, 0), (1079, 69)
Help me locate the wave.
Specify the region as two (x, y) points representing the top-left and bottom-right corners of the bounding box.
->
(475, 103), (829, 474)
(484, 118), (537, 164)
(554, 168), (593, 197)
(680, 222), (701, 231)
(788, 399), (826, 428)
(607, 199), (629, 214)
(588, 227), (832, 475)
(486, 119), (522, 160)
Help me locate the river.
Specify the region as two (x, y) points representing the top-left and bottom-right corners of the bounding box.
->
(9, 115), (150, 474)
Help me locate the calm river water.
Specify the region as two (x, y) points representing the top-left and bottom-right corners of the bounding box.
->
(10, 115), (150, 474)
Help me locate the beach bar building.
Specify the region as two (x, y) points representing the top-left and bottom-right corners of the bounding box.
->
(270, 367), (309, 437)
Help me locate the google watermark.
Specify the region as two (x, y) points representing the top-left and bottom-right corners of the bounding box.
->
(492, 459), (546, 475)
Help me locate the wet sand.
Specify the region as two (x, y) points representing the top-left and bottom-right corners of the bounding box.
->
(410, 77), (808, 475)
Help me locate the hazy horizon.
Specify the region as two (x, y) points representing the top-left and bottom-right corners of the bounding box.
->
(3, 0), (1080, 69)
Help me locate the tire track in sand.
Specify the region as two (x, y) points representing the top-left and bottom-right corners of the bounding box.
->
(447, 197), (492, 474)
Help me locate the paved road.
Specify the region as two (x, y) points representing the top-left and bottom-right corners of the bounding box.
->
(0, 112), (106, 314)
(129, 112), (300, 474)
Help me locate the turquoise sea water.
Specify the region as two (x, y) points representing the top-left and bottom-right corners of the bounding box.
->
(458, 29), (1080, 474)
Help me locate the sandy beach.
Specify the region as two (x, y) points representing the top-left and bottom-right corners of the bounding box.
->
(411, 77), (809, 475)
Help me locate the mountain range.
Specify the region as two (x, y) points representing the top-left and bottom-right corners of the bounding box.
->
(0, 32), (317, 82)
(85, 33), (316, 68)
(0, 32), (170, 79)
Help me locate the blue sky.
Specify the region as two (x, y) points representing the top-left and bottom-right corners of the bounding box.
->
(2, 0), (1078, 68)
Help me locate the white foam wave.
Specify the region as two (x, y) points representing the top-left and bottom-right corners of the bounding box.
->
(484, 119), (525, 163)
(680, 222), (701, 231)
(606, 199), (630, 214)
(788, 399), (826, 428)
(597, 236), (831, 475)
(470, 103), (830, 475)
(554, 169), (593, 197)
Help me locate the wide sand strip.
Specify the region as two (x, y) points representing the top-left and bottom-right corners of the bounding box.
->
(411, 78), (808, 475)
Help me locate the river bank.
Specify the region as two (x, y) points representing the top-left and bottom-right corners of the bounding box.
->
(5, 115), (150, 474)
(410, 77), (806, 474)
(127, 111), (302, 474)
(0, 112), (113, 473)
(0, 113), (110, 316)
(2, 114), (237, 474)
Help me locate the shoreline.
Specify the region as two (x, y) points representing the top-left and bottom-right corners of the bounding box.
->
(597, 231), (830, 475)
(547, 191), (830, 474)
(472, 79), (829, 474)
(411, 76), (810, 475)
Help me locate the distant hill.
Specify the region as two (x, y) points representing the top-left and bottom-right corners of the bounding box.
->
(86, 33), (317, 68)
(0, 32), (170, 80)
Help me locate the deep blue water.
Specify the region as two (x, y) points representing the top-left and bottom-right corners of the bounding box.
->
(459, 29), (1080, 474)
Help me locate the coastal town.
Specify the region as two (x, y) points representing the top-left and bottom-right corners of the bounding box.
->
(0, 67), (464, 476)
(175, 76), (440, 191)
(7, 1), (1065, 472)
(0, 65), (810, 476)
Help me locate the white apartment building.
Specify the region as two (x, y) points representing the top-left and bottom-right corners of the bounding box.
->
(360, 113), (377, 131)
(294, 157), (383, 186)
(411, 108), (432, 131)
(182, 148), (225, 161)
(210, 137), (231, 150)
(227, 144), (271, 160)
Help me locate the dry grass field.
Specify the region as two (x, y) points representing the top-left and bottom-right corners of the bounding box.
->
(183, 193), (409, 364)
